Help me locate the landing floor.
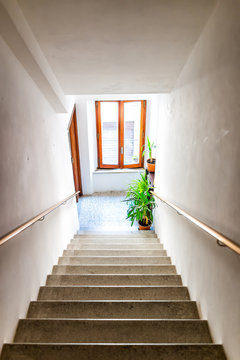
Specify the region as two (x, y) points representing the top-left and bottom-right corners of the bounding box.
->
(77, 192), (138, 231)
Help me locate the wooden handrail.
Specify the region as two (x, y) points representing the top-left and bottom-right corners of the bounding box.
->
(151, 191), (240, 255)
(0, 191), (80, 246)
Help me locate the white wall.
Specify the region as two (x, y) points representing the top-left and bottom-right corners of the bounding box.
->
(0, 36), (79, 352)
(92, 169), (144, 193)
(75, 94), (160, 194)
(154, 1), (240, 359)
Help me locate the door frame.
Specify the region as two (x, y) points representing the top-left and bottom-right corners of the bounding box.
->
(68, 105), (82, 201)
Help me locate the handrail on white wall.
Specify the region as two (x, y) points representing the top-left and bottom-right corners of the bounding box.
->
(0, 191), (80, 246)
(151, 191), (240, 255)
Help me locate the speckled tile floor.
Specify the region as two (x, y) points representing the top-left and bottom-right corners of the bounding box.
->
(77, 192), (139, 231)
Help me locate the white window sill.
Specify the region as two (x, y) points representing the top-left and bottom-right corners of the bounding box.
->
(93, 168), (145, 174)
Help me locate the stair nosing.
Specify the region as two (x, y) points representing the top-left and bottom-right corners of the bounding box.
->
(48, 274), (180, 276)
(29, 299), (197, 304)
(5, 342), (223, 345)
(41, 285), (186, 288)
(67, 247), (164, 249)
(53, 265), (175, 267)
(18, 318), (208, 323)
(59, 256), (169, 258)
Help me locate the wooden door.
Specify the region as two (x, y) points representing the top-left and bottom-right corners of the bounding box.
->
(69, 105), (82, 201)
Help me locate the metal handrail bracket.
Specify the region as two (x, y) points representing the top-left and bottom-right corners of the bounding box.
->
(151, 191), (240, 255)
(0, 191), (80, 246)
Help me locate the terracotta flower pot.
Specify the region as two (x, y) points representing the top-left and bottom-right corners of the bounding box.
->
(138, 220), (152, 230)
(147, 158), (156, 173)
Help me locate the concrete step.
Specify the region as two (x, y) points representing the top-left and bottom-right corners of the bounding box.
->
(58, 256), (171, 265)
(75, 231), (157, 238)
(46, 274), (182, 286)
(67, 243), (164, 250)
(71, 238), (159, 244)
(74, 236), (158, 240)
(14, 319), (212, 343)
(1, 230), (227, 360)
(52, 264), (177, 275)
(38, 286), (189, 300)
(27, 300), (199, 319)
(1, 344), (226, 360)
(63, 249), (167, 256)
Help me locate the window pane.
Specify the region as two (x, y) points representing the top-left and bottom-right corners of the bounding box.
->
(124, 102), (141, 165)
(100, 102), (119, 165)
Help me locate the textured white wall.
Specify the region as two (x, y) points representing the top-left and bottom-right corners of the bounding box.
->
(0, 36), (79, 352)
(154, 1), (240, 359)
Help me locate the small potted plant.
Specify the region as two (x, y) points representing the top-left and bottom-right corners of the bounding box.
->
(142, 137), (156, 173)
(124, 172), (156, 230)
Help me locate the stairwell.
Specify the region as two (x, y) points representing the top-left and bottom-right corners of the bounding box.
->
(1, 231), (226, 359)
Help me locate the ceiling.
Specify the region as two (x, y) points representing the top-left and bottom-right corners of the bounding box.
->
(17, 0), (217, 95)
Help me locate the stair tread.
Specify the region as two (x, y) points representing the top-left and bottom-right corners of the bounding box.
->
(46, 274), (182, 285)
(63, 250), (168, 256)
(58, 256), (172, 265)
(67, 244), (164, 249)
(38, 285), (189, 301)
(27, 299), (199, 319)
(47, 274), (181, 277)
(60, 256), (169, 258)
(75, 232), (157, 237)
(52, 264), (177, 275)
(73, 237), (158, 239)
(53, 265), (175, 268)
(14, 318), (212, 344)
(2, 343), (226, 360)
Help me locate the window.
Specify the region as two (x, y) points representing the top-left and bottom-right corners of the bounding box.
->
(95, 100), (146, 168)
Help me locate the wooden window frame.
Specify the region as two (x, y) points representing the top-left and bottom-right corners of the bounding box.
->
(95, 100), (146, 169)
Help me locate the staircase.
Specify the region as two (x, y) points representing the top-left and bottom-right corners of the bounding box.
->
(1, 231), (226, 359)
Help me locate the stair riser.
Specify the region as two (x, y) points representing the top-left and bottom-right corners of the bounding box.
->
(63, 250), (167, 256)
(67, 244), (164, 250)
(71, 239), (160, 244)
(75, 232), (157, 238)
(14, 320), (212, 343)
(58, 257), (171, 265)
(38, 286), (189, 301)
(27, 301), (199, 319)
(52, 265), (177, 275)
(46, 274), (182, 286)
(1, 344), (226, 360)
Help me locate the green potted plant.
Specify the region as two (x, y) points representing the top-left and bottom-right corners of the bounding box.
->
(142, 136), (156, 173)
(124, 172), (156, 230)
